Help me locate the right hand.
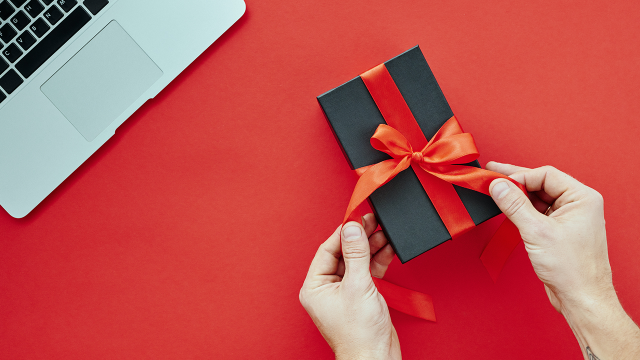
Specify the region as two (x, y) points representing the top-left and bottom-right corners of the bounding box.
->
(486, 162), (640, 360)
(486, 162), (612, 312)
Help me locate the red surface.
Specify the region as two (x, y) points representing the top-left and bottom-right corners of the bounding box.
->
(1, 0), (639, 358)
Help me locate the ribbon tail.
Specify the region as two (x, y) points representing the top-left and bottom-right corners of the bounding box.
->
(420, 165), (526, 281)
(372, 277), (436, 322)
(355, 164), (374, 177)
(480, 217), (522, 282)
(423, 165), (527, 196)
(343, 157), (410, 224)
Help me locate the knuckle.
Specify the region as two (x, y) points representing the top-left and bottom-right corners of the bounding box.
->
(577, 187), (603, 206)
(342, 244), (369, 260)
(502, 193), (529, 218)
(590, 189), (604, 205)
(298, 287), (308, 307)
(319, 243), (340, 261)
(318, 244), (332, 258)
(575, 188), (591, 199)
(540, 165), (559, 176)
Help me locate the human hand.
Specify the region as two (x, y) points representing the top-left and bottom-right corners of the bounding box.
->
(487, 162), (640, 359)
(299, 213), (400, 360)
(486, 162), (611, 312)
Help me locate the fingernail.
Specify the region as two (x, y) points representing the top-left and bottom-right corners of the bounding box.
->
(491, 181), (510, 199)
(343, 225), (362, 241)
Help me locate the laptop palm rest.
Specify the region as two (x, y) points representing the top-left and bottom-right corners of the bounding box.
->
(41, 21), (163, 142)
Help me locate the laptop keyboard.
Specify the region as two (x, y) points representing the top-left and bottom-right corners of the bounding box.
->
(0, 0), (109, 104)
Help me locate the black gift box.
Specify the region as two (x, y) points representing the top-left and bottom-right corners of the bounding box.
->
(318, 46), (501, 263)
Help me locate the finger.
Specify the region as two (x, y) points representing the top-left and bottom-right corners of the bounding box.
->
(486, 161), (530, 176)
(368, 230), (388, 255)
(530, 192), (551, 213)
(336, 259), (345, 277)
(533, 190), (556, 205)
(362, 213), (379, 238)
(488, 162), (554, 212)
(341, 221), (372, 285)
(371, 243), (395, 279)
(507, 166), (585, 206)
(490, 179), (546, 229)
(306, 225), (342, 278)
(337, 229), (388, 276)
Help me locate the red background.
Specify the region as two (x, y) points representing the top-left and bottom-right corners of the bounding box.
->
(1, 0), (639, 358)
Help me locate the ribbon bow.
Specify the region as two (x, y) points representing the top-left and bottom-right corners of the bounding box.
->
(343, 117), (503, 226)
(343, 116), (526, 231)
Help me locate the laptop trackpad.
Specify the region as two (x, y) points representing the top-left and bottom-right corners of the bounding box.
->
(42, 21), (163, 142)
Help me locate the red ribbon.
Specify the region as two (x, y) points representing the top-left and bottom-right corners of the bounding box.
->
(343, 63), (526, 321)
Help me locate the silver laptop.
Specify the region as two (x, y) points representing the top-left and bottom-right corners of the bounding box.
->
(0, 0), (245, 218)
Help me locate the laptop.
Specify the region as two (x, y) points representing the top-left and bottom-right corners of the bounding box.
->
(0, 0), (246, 218)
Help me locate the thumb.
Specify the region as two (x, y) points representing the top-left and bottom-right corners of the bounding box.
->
(490, 179), (543, 229)
(341, 222), (372, 285)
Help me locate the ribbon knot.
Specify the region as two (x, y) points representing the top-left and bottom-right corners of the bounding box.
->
(369, 122), (482, 170)
(411, 152), (424, 163)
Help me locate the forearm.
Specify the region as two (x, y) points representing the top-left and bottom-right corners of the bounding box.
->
(562, 291), (640, 360)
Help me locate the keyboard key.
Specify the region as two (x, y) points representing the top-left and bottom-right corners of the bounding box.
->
(57, 0), (75, 12)
(83, 0), (107, 15)
(25, 0), (45, 18)
(9, 0), (27, 7)
(30, 17), (49, 37)
(0, 56), (8, 73)
(2, 42), (22, 62)
(43, 4), (62, 24)
(0, 69), (23, 94)
(0, 90), (6, 103)
(0, 23), (18, 43)
(0, 1), (15, 21)
(10, 10), (30, 30)
(42, 0), (52, 3)
(16, 30), (35, 50)
(16, 7), (90, 78)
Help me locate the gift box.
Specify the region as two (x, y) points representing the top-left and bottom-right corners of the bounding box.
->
(318, 46), (501, 263)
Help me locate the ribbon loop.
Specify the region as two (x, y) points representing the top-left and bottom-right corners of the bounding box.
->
(429, 116), (466, 142)
(421, 133), (479, 165)
(370, 124), (413, 159)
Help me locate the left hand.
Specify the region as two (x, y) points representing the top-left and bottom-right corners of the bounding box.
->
(299, 213), (401, 360)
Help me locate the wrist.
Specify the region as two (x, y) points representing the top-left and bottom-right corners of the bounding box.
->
(335, 349), (389, 360)
(560, 287), (640, 358)
(555, 277), (617, 318)
(335, 354), (387, 360)
(560, 284), (621, 333)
